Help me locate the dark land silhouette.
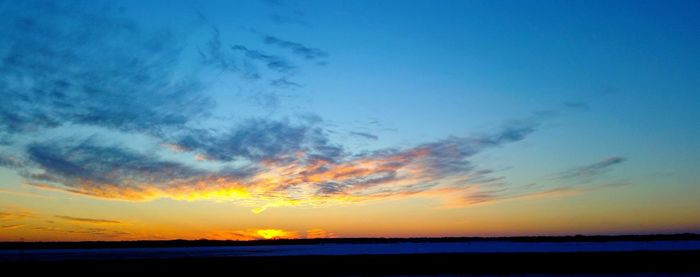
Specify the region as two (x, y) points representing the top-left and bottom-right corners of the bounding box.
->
(1, 234), (699, 275)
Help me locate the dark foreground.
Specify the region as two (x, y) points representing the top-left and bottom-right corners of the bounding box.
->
(2, 235), (700, 275)
(2, 251), (699, 275)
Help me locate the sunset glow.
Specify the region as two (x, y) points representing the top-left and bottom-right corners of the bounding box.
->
(256, 229), (295, 239)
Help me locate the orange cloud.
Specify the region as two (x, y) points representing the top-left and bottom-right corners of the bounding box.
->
(0, 210), (35, 221)
(1, 224), (24, 230)
(27, 148), (443, 212)
(306, 228), (336, 239)
(55, 215), (121, 224)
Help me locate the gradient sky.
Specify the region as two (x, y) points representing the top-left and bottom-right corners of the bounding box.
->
(1, 0), (699, 241)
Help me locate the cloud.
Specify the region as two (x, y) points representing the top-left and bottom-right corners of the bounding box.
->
(19, 120), (540, 213)
(270, 77), (302, 89)
(55, 215), (120, 224)
(194, 20), (268, 81)
(565, 101), (590, 110)
(0, 188), (51, 199)
(554, 157), (627, 183)
(316, 182), (346, 195)
(0, 154), (22, 168)
(228, 36), (326, 83)
(263, 35), (328, 61)
(197, 31), (318, 84)
(32, 226), (130, 237)
(231, 45), (296, 73)
(349, 131), (379, 140)
(171, 118), (343, 163)
(0, 0), (213, 139)
(0, 212), (12, 220)
(78, 228), (130, 236)
(306, 228), (336, 239)
(444, 156), (629, 207)
(1, 224), (24, 230)
(24, 138), (206, 198)
(0, 210), (34, 221)
(431, 156), (630, 208)
(199, 26), (237, 72)
(452, 182), (631, 207)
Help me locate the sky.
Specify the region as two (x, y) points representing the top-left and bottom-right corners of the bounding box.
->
(0, 0), (699, 241)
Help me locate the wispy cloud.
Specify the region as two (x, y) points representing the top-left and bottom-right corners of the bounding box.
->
(436, 156), (630, 207)
(0, 210), (34, 221)
(349, 131), (379, 140)
(1, 224), (24, 230)
(32, 226), (130, 237)
(0, 155), (22, 168)
(263, 35), (328, 62)
(554, 157), (627, 183)
(443, 182), (631, 208)
(231, 45), (296, 73)
(564, 101), (590, 110)
(170, 118), (341, 163)
(270, 77), (302, 89)
(55, 215), (121, 224)
(199, 26), (237, 72)
(0, 188), (51, 199)
(306, 228), (336, 239)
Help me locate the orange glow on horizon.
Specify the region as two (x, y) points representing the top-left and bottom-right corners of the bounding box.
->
(256, 229), (296, 239)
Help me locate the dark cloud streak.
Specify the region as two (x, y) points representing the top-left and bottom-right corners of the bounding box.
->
(263, 35), (328, 61)
(349, 132), (379, 140)
(554, 157), (627, 183)
(270, 77), (302, 89)
(231, 45), (296, 73)
(55, 215), (120, 224)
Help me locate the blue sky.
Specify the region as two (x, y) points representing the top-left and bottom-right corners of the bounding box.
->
(0, 0), (698, 240)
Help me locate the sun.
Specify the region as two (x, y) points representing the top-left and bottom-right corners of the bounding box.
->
(256, 229), (290, 239)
